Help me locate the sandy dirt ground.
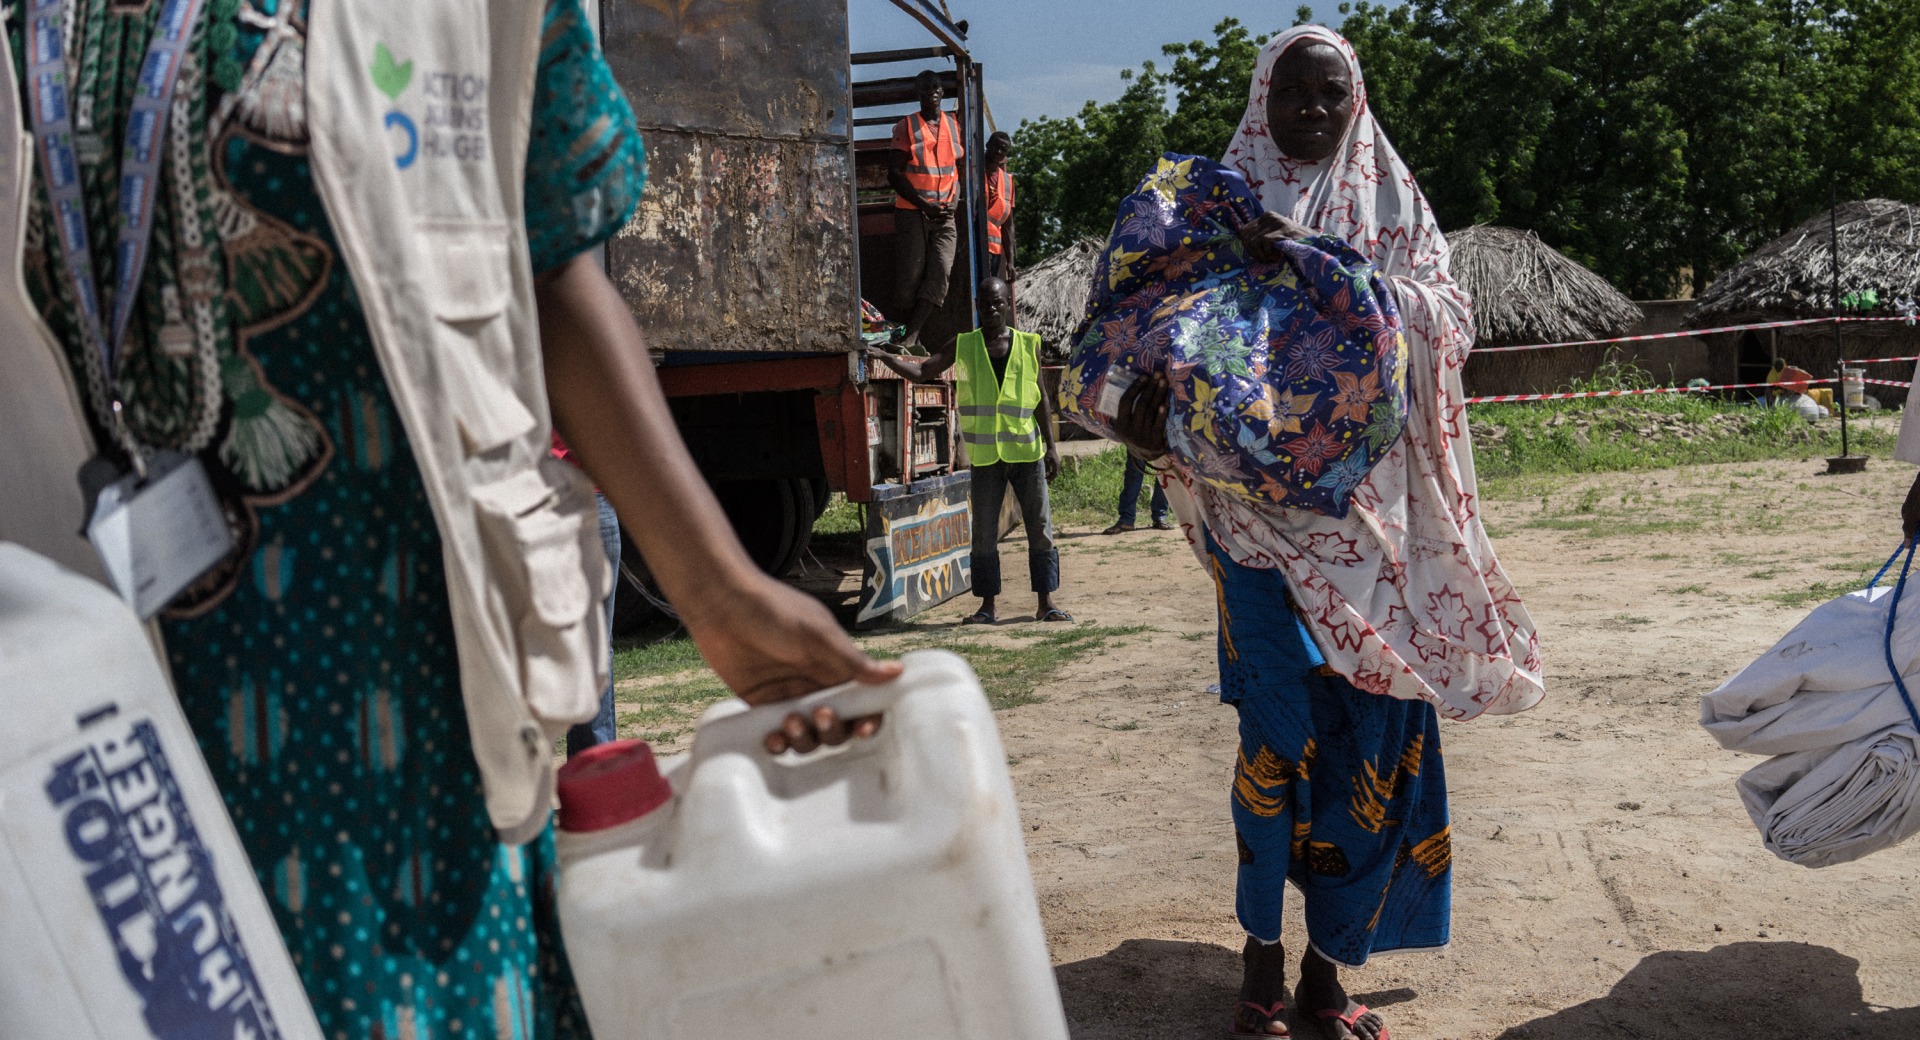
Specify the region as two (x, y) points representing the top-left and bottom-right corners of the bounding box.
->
(895, 456), (1920, 1039)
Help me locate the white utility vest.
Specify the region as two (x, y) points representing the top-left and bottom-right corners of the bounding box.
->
(0, 23), (101, 583)
(1, 0), (611, 844)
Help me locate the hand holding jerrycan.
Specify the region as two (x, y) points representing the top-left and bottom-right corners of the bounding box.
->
(556, 650), (1069, 1040)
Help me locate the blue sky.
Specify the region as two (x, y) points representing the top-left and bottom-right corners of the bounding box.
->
(849, 1), (1357, 132)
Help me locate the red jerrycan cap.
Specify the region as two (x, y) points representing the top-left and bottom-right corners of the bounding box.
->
(557, 739), (672, 832)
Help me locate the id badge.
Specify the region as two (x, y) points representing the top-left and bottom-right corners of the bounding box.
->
(86, 451), (235, 619)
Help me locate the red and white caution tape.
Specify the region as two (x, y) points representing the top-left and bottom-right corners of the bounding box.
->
(1468, 378), (1833, 404)
(1474, 316), (1915, 354)
(1844, 355), (1920, 367)
(1859, 378), (1913, 390)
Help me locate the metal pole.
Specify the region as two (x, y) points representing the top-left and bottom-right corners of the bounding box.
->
(1826, 183), (1869, 473)
(1833, 183), (1850, 459)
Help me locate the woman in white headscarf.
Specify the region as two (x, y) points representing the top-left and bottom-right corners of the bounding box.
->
(1113, 25), (1544, 1040)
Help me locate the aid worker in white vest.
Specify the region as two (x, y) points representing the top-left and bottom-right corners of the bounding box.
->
(0, 1), (895, 1035)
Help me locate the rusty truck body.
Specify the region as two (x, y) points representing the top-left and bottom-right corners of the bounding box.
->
(599, 0), (988, 625)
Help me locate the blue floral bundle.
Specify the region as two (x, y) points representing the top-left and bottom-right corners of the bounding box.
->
(1059, 154), (1409, 519)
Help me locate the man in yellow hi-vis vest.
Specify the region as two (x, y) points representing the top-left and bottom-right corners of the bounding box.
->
(865, 278), (1071, 624)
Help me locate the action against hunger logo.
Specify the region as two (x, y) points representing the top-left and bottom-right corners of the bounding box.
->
(372, 43), (490, 170)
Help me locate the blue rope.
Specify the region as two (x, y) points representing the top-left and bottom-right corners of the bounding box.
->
(1874, 540), (1920, 732)
(1869, 543), (1906, 589)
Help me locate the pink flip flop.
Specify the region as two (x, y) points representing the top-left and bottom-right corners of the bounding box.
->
(1312, 1002), (1387, 1040)
(1228, 999), (1290, 1038)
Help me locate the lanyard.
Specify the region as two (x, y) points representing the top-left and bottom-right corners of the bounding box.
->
(24, 0), (207, 445)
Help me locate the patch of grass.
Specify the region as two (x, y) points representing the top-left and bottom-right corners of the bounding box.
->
(814, 494), (865, 536)
(823, 375), (1894, 524)
(612, 624), (706, 683)
(1667, 584), (1708, 595)
(611, 621), (1158, 746)
(813, 448), (1136, 533)
(887, 623), (1154, 710)
(1469, 363), (1896, 484)
(1102, 720), (1143, 732)
(1097, 537), (1176, 556)
(1047, 448), (1132, 528)
(1523, 515), (1694, 539)
(1786, 553), (1896, 607)
(1614, 614), (1654, 625)
(1744, 568), (1783, 580)
(1771, 574), (1876, 609)
(621, 675), (733, 746)
(604, 624), (735, 745)
(1516, 476), (1815, 540)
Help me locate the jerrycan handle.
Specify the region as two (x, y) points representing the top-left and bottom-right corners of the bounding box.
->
(687, 663), (915, 765)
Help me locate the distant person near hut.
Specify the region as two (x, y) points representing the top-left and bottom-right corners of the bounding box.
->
(985, 130), (1016, 281)
(865, 278), (1071, 625)
(889, 70), (964, 354)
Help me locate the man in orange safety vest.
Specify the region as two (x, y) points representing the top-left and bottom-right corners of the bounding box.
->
(888, 69), (964, 353)
(984, 130), (1015, 281)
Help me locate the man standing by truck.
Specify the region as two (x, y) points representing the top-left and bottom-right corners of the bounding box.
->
(984, 131), (1016, 281)
(865, 278), (1071, 624)
(889, 70), (964, 354)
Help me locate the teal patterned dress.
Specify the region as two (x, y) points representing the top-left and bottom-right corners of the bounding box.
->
(12, 2), (646, 1037)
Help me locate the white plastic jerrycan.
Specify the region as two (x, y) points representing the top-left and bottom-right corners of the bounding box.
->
(0, 544), (323, 1040)
(556, 649), (1069, 1040)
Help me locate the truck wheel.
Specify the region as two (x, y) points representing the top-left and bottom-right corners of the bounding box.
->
(610, 530), (664, 635)
(713, 478), (802, 578)
(770, 478), (816, 578)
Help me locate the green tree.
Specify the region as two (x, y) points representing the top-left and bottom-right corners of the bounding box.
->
(1820, 0), (1920, 205)
(1010, 68), (1171, 264)
(1341, 0), (1917, 297)
(1159, 19), (1263, 159)
(1665, 0), (1828, 294)
(1009, 0), (1920, 297)
(1011, 17), (1284, 264)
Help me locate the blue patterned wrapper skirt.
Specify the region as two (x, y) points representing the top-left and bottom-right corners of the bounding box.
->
(1209, 533), (1452, 967)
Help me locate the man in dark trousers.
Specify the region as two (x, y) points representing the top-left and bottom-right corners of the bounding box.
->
(888, 70), (964, 354)
(865, 278), (1071, 624)
(984, 130), (1015, 281)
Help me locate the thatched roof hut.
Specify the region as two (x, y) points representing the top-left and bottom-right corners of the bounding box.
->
(1026, 226), (1647, 353)
(1448, 225), (1642, 348)
(1449, 225), (1648, 397)
(1016, 237), (1103, 360)
(1685, 200), (1920, 393)
(1691, 198), (1920, 322)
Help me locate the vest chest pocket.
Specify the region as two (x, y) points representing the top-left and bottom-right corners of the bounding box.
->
(418, 219), (538, 455)
(470, 462), (613, 726)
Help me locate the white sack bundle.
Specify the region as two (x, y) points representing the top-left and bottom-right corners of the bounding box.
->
(1701, 575), (1920, 867)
